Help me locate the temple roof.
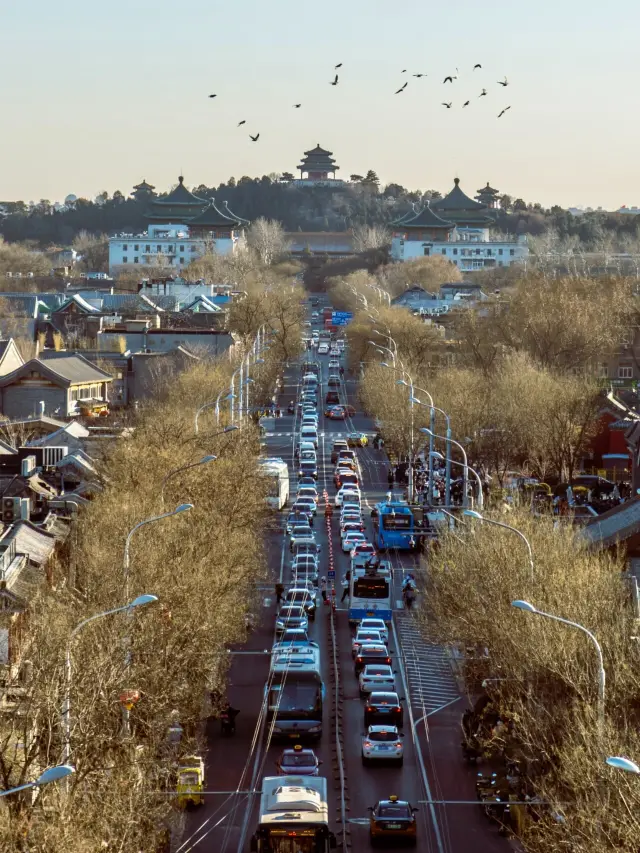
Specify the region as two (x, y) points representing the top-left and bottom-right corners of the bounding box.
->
(299, 143), (339, 170)
(221, 200), (250, 225)
(391, 206), (419, 226)
(188, 199), (243, 228)
(433, 178), (488, 212)
(133, 179), (155, 191)
(476, 182), (499, 196)
(146, 176), (208, 222)
(401, 204), (455, 230)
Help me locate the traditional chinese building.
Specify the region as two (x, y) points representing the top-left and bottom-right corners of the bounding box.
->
(131, 179), (156, 202)
(295, 145), (346, 188)
(391, 178), (528, 271)
(475, 183), (501, 209)
(109, 177), (249, 273)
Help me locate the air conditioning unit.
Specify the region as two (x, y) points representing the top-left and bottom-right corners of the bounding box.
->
(20, 498), (30, 521)
(21, 456), (36, 477)
(2, 497), (21, 523)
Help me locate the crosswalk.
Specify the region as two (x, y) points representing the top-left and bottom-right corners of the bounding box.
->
(395, 613), (461, 716)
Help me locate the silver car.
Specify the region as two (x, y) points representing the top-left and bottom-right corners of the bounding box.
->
(361, 725), (404, 766)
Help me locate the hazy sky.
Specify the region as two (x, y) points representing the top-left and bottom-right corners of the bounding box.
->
(1, 0), (637, 208)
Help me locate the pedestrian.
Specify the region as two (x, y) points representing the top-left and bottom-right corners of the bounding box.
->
(320, 576), (327, 602)
(341, 575), (350, 602)
(275, 582), (284, 605)
(387, 468), (394, 488)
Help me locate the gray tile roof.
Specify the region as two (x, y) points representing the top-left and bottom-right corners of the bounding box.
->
(582, 497), (640, 548)
(0, 355), (113, 387)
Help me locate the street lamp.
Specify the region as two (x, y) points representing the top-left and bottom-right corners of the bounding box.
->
(0, 764), (75, 798)
(464, 510), (531, 576)
(63, 595), (158, 768)
(214, 392), (235, 426)
(511, 600), (605, 732)
(412, 390), (451, 508)
(606, 756), (640, 774)
(369, 341), (396, 367)
(421, 427), (469, 508)
(432, 455), (484, 511)
(160, 456), (217, 507)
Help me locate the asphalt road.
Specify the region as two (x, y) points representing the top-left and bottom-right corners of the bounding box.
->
(180, 317), (511, 853)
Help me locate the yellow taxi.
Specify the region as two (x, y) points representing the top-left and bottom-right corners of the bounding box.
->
(347, 432), (368, 448)
(369, 795), (418, 846)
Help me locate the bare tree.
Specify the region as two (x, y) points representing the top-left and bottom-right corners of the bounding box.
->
(246, 218), (291, 265)
(352, 224), (391, 254)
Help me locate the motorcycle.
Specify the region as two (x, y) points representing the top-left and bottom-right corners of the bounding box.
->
(220, 708), (239, 736)
(402, 587), (416, 610)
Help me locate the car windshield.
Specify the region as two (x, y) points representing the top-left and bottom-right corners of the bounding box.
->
(288, 592), (313, 604)
(364, 666), (391, 676)
(292, 526), (310, 534)
(378, 804), (412, 818)
(280, 607), (304, 618)
(282, 753), (316, 767)
(369, 730), (398, 742)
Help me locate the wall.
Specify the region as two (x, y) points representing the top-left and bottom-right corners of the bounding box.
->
(391, 235), (528, 268)
(1, 384), (67, 419)
(108, 234), (237, 273)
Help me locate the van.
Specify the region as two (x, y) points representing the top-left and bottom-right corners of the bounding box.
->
(300, 425), (318, 447)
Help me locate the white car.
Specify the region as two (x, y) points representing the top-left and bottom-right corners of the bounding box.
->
(359, 664), (395, 695)
(297, 486), (318, 502)
(359, 618), (389, 644)
(337, 340), (345, 350)
(329, 359), (340, 369)
(341, 530), (367, 553)
(362, 725), (404, 766)
(335, 487), (361, 507)
(352, 629), (385, 657)
(318, 344), (329, 355)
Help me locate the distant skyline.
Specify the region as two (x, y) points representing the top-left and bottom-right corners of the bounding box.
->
(1, 0), (638, 210)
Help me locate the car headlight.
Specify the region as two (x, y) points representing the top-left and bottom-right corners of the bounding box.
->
(307, 725), (321, 733)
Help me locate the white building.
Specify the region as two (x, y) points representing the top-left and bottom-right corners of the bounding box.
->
(108, 176), (249, 274)
(390, 179), (528, 271)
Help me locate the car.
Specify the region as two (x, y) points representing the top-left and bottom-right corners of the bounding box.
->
(359, 664), (395, 696)
(326, 391), (340, 405)
(276, 745), (321, 776)
(335, 487), (361, 507)
(369, 796), (418, 845)
(359, 618), (389, 644)
(335, 456), (356, 473)
(294, 496), (317, 515)
(347, 432), (369, 448)
(350, 542), (377, 561)
(299, 427), (318, 448)
(298, 461), (318, 481)
(364, 691), (404, 728)
(337, 339), (345, 350)
(341, 521), (364, 542)
(286, 586), (318, 608)
(292, 541), (321, 563)
(329, 359), (340, 369)
(301, 416), (318, 428)
(337, 449), (357, 465)
(355, 644), (392, 675)
(362, 725), (404, 767)
(342, 530), (367, 553)
(326, 406), (347, 420)
(340, 516), (364, 532)
(275, 628), (311, 647)
(286, 511), (312, 534)
(318, 344), (329, 355)
(311, 312), (319, 321)
(290, 526), (316, 552)
(334, 466), (356, 487)
(297, 475), (316, 488)
(352, 630), (385, 657)
(336, 471), (360, 491)
(291, 554), (319, 576)
(288, 577), (317, 597)
(328, 375), (340, 387)
(300, 449), (316, 462)
(275, 606), (309, 635)
(297, 485), (318, 501)
(331, 440), (349, 463)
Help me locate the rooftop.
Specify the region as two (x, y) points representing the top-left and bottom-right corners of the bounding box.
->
(433, 179), (489, 213)
(0, 355), (113, 388)
(401, 204), (455, 230)
(188, 200), (243, 228)
(582, 496), (640, 549)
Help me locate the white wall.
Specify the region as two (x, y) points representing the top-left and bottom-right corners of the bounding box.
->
(391, 235), (528, 269)
(108, 234), (239, 273)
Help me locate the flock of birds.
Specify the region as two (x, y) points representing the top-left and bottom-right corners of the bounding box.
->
(207, 61), (512, 143)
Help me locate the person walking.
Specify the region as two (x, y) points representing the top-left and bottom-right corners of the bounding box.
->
(341, 570), (351, 602)
(275, 582), (285, 605)
(387, 468), (394, 488)
(320, 576), (327, 603)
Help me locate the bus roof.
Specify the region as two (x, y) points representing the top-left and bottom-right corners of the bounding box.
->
(376, 500), (413, 513)
(270, 646), (321, 676)
(259, 776), (328, 825)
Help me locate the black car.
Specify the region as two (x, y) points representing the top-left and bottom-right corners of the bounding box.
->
(369, 796), (418, 846)
(298, 461), (318, 481)
(328, 375), (341, 387)
(364, 691), (404, 728)
(354, 644), (392, 675)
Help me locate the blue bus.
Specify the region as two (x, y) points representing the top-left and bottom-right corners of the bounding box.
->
(373, 500), (422, 551)
(348, 561), (392, 624)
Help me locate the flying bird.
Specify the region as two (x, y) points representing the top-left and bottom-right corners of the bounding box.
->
(479, 89), (487, 97)
(442, 102), (452, 108)
(401, 69), (407, 73)
(498, 77), (508, 86)
(498, 107), (511, 118)
(335, 63), (342, 68)
(413, 73), (426, 78)
(473, 64), (482, 70)
(250, 133), (260, 141)
(208, 94), (217, 98)
(293, 104), (301, 108)
(463, 100), (470, 107)
(330, 74), (339, 86)
(443, 75), (455, 83)
(237, 120), (246, 126)
(395, 82), (408, 94)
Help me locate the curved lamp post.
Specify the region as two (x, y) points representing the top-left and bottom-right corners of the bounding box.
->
(0, 764), (75, 798)
(512, 599), (605, 733)
(160, 456), (217, 508)
(464, 514), (535, 581)
(63, 595), (158, 768)
(412, 391), (452, 508)
(433, 455), (484, 511)
(606, 756), (640, 774)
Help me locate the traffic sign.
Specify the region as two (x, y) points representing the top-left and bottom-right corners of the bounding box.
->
(332, 311), (353, 326)
(333, 311), (353, 319)
(327, 570), (336, 579)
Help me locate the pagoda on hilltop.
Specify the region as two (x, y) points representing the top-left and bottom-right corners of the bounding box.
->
(131, 179), (156, 201)
(475, 182), (501, 209)
(431, 178), (496, 231)
(295, 144), (345, 188)
(145, 176), (208, 225)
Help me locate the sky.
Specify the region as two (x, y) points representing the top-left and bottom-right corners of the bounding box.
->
(1, 0), (638, 209)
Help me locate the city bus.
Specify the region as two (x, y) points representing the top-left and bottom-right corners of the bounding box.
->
(373, 499), (421, 551)
(250, 776), (336, 852)
(259, 458), (290, 510)
(267, 645), (324, 740)
(348, 561), (392, 624)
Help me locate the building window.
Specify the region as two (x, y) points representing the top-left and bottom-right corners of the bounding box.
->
(122, 256), (128, 263)
(157, 245), (162, 252)
(168, 245), (175, 253)
(134, 244), (139, 251)
(619, 366), (633, 379)
(441, 248), (447, 255)
(180, 245), (185, 252)
(423, 247), (430, 256)
(499, 249), (503, 256)
(190, 245), (197, 253)
(123, 244), (128, 251)
(487, 249), (492, 256)
(453, 248), (458, 255)
(510, 249), (515, 256)
(598, 363), (609, 378)
(180, 257), (185, 264)
(475, 249), (481, 255)
(134, 257), (139, 264)
(145, 245), (151, 252)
